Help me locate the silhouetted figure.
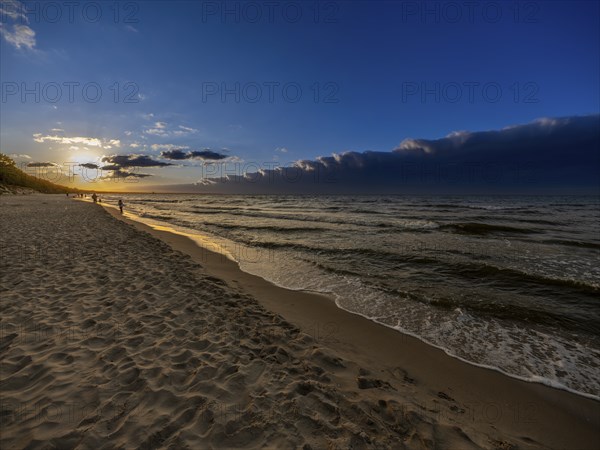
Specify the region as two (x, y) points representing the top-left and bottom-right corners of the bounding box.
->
(92, 193), (97, 203)
(118, 199), (124, 214)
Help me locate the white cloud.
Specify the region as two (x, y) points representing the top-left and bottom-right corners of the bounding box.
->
(174, 125), (199, 136)
(275, 147), (289, 153)
(34, 134), (103, 147)
(0, 23), (36, 50)
(145, 122), (168, 136)
(178, 125), (197, 132)
(9, 153), (31, 159)
(33, 133), (121, 149)
(145, 122), (197, 137)
(0, 1), (37, 50)
(151, 143), (189, 151)
(533, 117), (561, 128)
(0, 0), (28, 22)
(145, 127), (168, 136)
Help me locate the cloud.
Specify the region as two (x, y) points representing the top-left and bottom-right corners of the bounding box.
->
(102, 154), (173, 168)
(99, 164), (121, 171)
(79, 157), (158, 179)
(79, 163), (100, 169)
(145, 121), (169, 136)
(144, 122), (198, 137)
(276, 147), (289, 153)
(178, 125), (197, 133)
(145, 128), (168, 136)
(151, 143), (188, 151)
(101, 169), (153, 179)
(174, 125), (198, 136)
(105, 139), (121, 149)
(125, 172), (153, 178)
(33, 133), (120, 149)
(27, 162), (57, 167)
(392, 115), (598, 162)
(182, 115), (600, 194)
(189, 150), (228, 160)
(0, 23), (35, 50)
(0, 2), (36, 50)
(160, 149), (188, 160)
(161, 149), (229, 161)
(8, 153), (31, 159)
(0, 0), (27, 21)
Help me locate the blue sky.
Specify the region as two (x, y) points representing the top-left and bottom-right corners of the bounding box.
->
(1, 0), (599, 191)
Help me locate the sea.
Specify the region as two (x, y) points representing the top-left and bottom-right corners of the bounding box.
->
(100, 194), (600, 399)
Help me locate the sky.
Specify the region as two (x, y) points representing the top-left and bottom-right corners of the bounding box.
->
(1, 0), (599, 193)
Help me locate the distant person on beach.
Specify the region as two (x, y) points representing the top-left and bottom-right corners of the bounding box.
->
(92, 193), (97, 203)
(118, 199), (124, 214)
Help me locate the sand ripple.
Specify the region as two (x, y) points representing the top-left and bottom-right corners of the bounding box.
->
(0, 196), (532, 449)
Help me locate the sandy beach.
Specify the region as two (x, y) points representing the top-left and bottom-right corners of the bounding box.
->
(1, 194), (598, 450)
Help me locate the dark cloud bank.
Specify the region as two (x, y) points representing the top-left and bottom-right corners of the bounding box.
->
(155, 115), (599, 194)
(161, 149), (228, 161)
(83, 151), (229, 179)
(102, 155), (173, 169)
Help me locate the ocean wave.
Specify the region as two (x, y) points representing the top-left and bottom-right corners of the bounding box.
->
(442, 222), (540, 235)
(539, 239), (600, 250)
(445, 261), (600, 296)
(139, 213), (175, 221)
(208, 223), (328, 233)
(140, 199), (182, 203)
(188, 207), (438, 230)
(460, 203), (534, 211)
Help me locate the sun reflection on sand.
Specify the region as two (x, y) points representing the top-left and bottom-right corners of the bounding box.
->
(74, 196), (236, 261)
(147, 223), (236, 261)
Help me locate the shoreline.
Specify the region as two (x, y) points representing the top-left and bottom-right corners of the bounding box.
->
(100, 200), (599, 401)
(100, 199), (600, 449)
